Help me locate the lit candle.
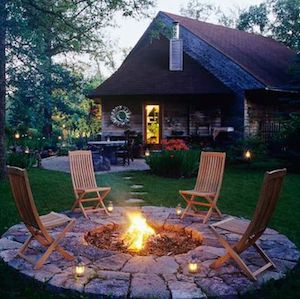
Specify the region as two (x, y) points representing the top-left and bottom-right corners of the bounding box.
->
(188, 260), (199, 273)
(75, 262), (85, 278)
(145, 149), (150, 157)
(188, 256), (199, 273)
(107, 201), (113, 213)
(176, 204), (182, 216)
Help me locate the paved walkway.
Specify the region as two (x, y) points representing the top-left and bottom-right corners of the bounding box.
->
(41, 156), (150, 173)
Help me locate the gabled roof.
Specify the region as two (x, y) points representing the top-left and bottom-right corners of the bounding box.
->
(89, 36), (231, 98)
(163, 12), (296, 87)
(90, 11), (297, 98)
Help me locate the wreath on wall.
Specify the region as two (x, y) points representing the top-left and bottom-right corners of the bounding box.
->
(110, 105), (131, 127)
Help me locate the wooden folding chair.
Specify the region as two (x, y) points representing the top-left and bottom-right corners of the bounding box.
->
(210, 169), (287, 280)
(7, 166), (75, 270)
(179, 152), (226, 223)
(69, 150), (111, 218)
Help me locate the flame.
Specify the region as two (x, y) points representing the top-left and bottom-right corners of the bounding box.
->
(122, 212), (155, 251)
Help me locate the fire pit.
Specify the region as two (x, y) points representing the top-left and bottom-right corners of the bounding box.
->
(1, 206), (299, 299)
(85, 211), (203, 256)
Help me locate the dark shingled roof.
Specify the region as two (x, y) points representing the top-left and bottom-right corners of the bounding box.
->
(89, 36), (231, 97)
(164, 12), (296, 87)
(90, 11), (297, 98)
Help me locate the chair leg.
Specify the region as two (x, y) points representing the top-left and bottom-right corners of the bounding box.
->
(34, 221), (75, 270)
(79, 201), (89, 219)
(180, 193), (194, 219)
(18, 235), (34, 255)
(209, 226), (257, 280)
(203, 207), (213, 224)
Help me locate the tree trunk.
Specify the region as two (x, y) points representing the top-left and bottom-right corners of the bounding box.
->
(0, 0), (7, 179)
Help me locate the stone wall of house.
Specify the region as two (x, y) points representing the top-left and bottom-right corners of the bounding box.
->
(244, 98), (300, 139)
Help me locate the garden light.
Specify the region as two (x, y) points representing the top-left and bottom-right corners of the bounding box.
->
(75, 261), (85, 279)
(14, 132), (20, 139)
(188, 256), (199, 273)
(245, 150), (251, 160)
(176, 204), (182, 216)
(107, 201), (114, 213)
(144, 148), (150, 157)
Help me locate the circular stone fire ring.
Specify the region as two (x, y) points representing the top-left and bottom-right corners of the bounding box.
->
(0, 206), (299, 299)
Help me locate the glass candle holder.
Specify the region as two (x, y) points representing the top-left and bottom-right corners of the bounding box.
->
(107, 201), (114, 213)
(176, 204), (182, 216)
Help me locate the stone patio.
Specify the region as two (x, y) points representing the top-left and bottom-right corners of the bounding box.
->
(0, 206), (299, 298)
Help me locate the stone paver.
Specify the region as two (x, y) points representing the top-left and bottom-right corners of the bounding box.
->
(130, 273), (170, 298)
(1, 206), (299, 298)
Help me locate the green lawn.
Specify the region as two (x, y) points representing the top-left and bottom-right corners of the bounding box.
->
(0, 165), (299, 298)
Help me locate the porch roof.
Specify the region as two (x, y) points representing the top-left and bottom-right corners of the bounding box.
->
(89, 36), (231, 98)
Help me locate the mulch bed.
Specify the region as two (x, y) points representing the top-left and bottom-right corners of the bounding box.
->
(85, 225), (202, 256)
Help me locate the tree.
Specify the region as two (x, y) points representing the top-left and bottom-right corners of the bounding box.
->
(237, 3), (269, 34)
(0, 0), (7, 179)
(271, 0), (300, 52)
(0, 0), (154, 179)
(180, 0), (217, 22)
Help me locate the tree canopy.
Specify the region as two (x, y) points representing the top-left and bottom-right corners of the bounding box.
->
(0, 0), (155, 178)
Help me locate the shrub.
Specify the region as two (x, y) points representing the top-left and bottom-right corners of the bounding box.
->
(146, 150), (200, 178)
(226, 136), (267, 163)
(57, 144), (77, 156)
(161, 139), (189, 151)
(7, 152), (37, 169)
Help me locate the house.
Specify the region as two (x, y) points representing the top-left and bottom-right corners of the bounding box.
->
(89, 11), (299, 146)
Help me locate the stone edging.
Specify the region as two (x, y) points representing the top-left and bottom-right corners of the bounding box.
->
(0, 206), (299, 298)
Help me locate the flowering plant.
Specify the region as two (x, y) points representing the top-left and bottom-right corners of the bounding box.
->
(161, 139), (189, 151)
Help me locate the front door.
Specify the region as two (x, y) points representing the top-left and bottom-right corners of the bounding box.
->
(144, 104), (160, 145)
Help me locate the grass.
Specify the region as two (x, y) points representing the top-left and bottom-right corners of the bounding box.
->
(0, 164), (299, 298)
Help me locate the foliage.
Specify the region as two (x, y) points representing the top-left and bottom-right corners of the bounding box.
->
(180, 0), (218, 22)
(226, 136), (267, 163)
(0, 0), (155, 179)
(237, 3), (269, 34)
(237, 0), (300, 52)
(7, 152), (37, 169)
(161, 139), (189, 151)
(146, 150), (200, 178)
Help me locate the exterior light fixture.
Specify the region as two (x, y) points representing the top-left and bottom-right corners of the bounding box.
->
(145, 148), (150, 157)
(58, 136), (62, 140)
(176, 204), (182, 216)
(107, 201), (114, 213)
(14, 132), (20, 139)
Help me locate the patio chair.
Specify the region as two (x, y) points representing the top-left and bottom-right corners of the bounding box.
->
(209, 169), (287, 280)
(69, 150), (111, 218)
(179, 151), (226, 223)
(7, 166), (75, 270)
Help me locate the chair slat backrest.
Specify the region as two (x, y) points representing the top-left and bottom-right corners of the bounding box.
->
(69, 151), (97, 193)
(195, 152), (226, 195)
(7, 166), (44, 231)
(237, 169), (286, 252)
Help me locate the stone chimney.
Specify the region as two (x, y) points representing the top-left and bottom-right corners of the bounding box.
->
(169, 22), (183, 71)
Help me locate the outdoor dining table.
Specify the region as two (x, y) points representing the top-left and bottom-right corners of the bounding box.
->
(88, 140), (126, 165)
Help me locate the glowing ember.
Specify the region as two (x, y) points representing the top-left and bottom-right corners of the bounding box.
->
(122, 212), (155, 251)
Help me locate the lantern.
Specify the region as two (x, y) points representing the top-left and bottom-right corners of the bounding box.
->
(145, 149), (150, 157)
(75, 262), (85, 278)
(107, 201), (114, 213)
(176, 204), (182, 216)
